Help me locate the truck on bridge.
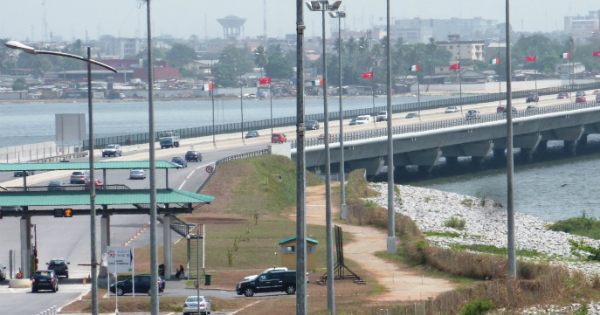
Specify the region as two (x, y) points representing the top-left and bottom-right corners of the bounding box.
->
(159, 131), (180, 149)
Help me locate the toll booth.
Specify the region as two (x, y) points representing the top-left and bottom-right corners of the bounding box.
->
(278, 236), (318, 271)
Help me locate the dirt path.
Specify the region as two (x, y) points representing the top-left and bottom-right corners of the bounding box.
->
(293, 185), (456, 301)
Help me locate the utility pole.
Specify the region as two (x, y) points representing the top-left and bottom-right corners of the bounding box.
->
(295, 0), (308, 314)
(505, 0), (516, 278)
(386, 0), (396, 255)
(86, 47), (98, 315)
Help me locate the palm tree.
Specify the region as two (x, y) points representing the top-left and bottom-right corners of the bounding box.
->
(254, 45), (267, 76)
(334, 38), (345, 54)
(345, 37), (357, 56)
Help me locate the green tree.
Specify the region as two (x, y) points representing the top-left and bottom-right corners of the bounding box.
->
(0, 38), (16, 75)
(254, 45), (267, 69)
(165, 43), (198, 68)
(213, 46), (253, 87)
(265, 54), (293, 79)
(12, 77), (26, 91)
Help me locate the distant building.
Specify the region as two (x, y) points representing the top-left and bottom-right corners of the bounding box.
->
(564, 11), (599, 34)
(555, 62), (585, 75)
(486, 41), (506, 59)
(217, 16), (247, 39)
(437, 35), (485, 62)
(393, 17), (499, 42)
(98, 37), (147, 59)
(133, 61), (180, 81)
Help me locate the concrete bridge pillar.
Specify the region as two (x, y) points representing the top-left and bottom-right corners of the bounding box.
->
(418, 165), (433, 175)
(347, 158), (385, 180)
(536, 140), (548, 152)
(99, 213), (110, 278)
(577, 134), (589, 147)
(407, 148), (442, 168)
(493, 149), (505, 159)
(564, 140), (577, 156)
(554, 126), (584, 142)
(471, 156), (485, 169)
(163, 214), (172, 279)
(20, 215), (31, 278)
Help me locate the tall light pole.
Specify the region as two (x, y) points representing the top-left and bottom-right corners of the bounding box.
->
(329, 10), (347, 221)
(5, 41), (117, 315)
(145, 1), (160, 313)
(295, 0), (308, 313)
(504, 0), (516, 278)
(385, 0), (396, 254)
(306, 1), (341, 314)
(240, 73), (245, 143)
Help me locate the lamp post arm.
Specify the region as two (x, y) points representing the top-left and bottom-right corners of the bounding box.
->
(34, 50), (117, 73)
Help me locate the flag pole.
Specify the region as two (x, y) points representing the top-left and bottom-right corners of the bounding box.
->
(211, 82), (216, 147)
(372, 84), (375, 125)
(534, 60), (538, 93)
(459, 68), (462, 114)
(417, 75), (421, 121)
(270, 81), (273, 137)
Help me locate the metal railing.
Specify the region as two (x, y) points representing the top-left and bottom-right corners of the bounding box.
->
(83, 81), (600, 151)
(291, 100), (600, 149)
(0, 184), (131, 192)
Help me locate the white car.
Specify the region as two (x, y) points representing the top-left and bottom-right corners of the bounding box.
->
(244, 267), (288, 281)
(129, 169), (147, 180)
(183, 296), (211, 315)
(376, 111), (388, 122)
(355, 115), (372, 125)
(445, 106), (459, 113)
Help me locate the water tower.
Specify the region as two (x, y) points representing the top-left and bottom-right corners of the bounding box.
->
(217, 16), (247, 39)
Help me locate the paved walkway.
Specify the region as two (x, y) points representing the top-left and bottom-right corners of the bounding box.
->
(294, 185), (455, 301)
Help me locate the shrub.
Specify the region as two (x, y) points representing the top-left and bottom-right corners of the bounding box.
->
(444, 216), (466, 230)
(461, 198), (474, 207)
(460, 299), (495, 315)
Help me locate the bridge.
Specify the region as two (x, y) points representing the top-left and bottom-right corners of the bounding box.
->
(292, 100), (600, 179)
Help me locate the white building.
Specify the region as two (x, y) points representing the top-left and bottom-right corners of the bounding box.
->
(393, 17), (499, 42)
(437, 35), (485, 62)
(555, 62), (585, 75)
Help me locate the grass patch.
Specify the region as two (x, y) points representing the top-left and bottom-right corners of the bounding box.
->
(368, 284), (386, 295)
(449, 243), (543, 258)
(443, 216), (466, 230)
(423, 231), (461, 238)
(549, 212), (600, 240)
(461, 198), (474, 207)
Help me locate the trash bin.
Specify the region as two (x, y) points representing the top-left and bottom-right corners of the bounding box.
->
(204, 274), (212, 286)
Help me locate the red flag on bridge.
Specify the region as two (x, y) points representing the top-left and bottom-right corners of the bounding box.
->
(259, 77), (271, 85)
(362, 72), (374, 79)
(526, 56), (536, 62)
(594, 52), (600, 57)
(449, 63), (460, 70)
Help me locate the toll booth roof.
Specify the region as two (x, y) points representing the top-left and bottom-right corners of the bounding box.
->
(0, 189), (214, 206)
(0, 161), (182, 172)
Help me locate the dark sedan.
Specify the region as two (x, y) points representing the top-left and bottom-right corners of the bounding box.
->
(47, 259), (69, 278)
(405, 113), (419, 119)
(48, 180), (66, 191)
(172, 156), (188, 168)
(110, 274), (165, 296)
(32, 270), (59, 293)
(306, 120), (320, 130)
(245, 131), (259, 139)
(185, 151), (202, 162)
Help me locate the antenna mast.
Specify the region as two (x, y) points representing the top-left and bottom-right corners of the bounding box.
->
(42, 0), (48, 42)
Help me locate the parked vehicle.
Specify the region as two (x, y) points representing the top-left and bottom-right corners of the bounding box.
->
(183, 296), (212, 315)
(576, 91), (586, 97)
(465, 110), (481, 120)
(70, 171), (90, 184)
(526, 105), (539, 111)
(593, 90), (600, 95)
(271, 133), (287, 143)
(13, 170), (34, 177)
(47, 259), (69, 278)
(0, 206), (22, 212)
(0, 264), (6, 281)
(129, 169), (147, 180)
(244, 267), (288, 282)
(245, 131), (259, 139)
(318, 134), (334, 141)
(48, 180), (66, 191)
(355, 115), (372, 124)
(85, 179), (103, 190)
(159, 131), (180, 149)
(110, 274), (165, 296)
(102, 144), (122, 157)
(306, 120), (320, 130)
(526, 93), (539, 103)
(445, 106), (459, 113)
(405, 113), (419, 119)
(576, 95), (587, 103)
(497, 105), (517, 114)
(185, 151), (202, 162)
(557, 92), (569, 99)
(349, 118), (357, 126)
(376, 111), (388, 121)
(237, 270), (297, 297)
(171, 156), (188, 168)
(31, 270), (59, 293)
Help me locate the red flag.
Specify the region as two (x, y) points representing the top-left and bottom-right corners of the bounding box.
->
(526, 56), (536, 62)
(594, 52), (600, 57)
(362, 72), (373, 79)
(449, 63), (460, 70)
(259, 77), (271, 85)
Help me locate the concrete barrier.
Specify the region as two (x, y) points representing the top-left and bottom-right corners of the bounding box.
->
(9, 279), (32, 288)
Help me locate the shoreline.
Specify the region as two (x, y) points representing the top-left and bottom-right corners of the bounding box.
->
(366, 182), (600, 278)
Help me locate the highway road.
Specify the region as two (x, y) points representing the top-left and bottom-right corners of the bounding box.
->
(0, 89), (594, 314)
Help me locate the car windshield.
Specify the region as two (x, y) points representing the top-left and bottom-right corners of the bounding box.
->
(308, 120), (317, 124)
(106, 145), (116, 149)
(72, 172), (84, 175)
(357, 117), (367, 121)
(35, 271), (52, 278)
(378, 112), (386, 115)
(172, 157), (183, 161)
(468, 111), (476, 114)
(186, 297), (205, 302)
(351, 118), (356, 121)
(49, 260), (64, 266)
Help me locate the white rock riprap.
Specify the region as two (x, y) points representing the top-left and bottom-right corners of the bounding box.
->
(366, 183), (600, 277)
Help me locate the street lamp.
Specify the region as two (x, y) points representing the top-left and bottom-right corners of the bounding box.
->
(5, 40), (117, 315)
(306, 2), (341, 313)
(385, 0), (396, 255)
(329, 11), (347, 221)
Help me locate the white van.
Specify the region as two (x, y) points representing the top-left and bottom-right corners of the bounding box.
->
(356, 115), (372, 125)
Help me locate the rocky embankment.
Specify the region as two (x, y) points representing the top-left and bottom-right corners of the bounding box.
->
(367, 183), (600, 277)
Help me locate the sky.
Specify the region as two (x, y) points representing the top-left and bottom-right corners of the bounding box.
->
(0, 0), (598, 42)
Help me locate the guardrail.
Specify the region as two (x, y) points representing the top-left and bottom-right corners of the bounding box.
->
(291, 100), (600, 149)
(0, 184), (131, 192)
(83, 81), (600, 151)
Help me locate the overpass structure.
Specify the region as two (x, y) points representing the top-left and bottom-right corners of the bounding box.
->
(292, 101), (600, 178)
(0, 161), (215, 280)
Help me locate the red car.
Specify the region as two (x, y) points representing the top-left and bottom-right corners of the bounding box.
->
(497, 105), (507, 113)
(557, 92), (569, 99)
(576, 96), (587, 103)
(593, 90), (600, 95)
(271, 133), (287, 143)
(85, 179), (103, 190)
(318, 134), (334, 141)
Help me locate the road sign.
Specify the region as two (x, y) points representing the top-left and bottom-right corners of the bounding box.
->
(206, 165), (214, 173)
(107, 246), (134, 273)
